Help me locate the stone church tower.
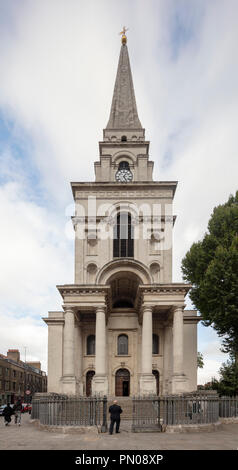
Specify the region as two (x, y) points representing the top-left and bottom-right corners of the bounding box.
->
(44, 31), (199, 397)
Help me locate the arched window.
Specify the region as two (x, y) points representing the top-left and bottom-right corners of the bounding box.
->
(118, 161), (129, 170)
(117, 334), (128, 355)
(121, 135), (127, 142)
(152, 334), (159, 355)
(87, 335), (95, 355)
(113, 212), (134, 258)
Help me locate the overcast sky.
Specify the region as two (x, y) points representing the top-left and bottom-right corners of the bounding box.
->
(0, 0), (237, 384)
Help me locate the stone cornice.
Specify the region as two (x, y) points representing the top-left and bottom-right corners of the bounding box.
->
(71, 181), (178, 200)
(42, 317), (65, 326)
(138, 283), (192, 294)
(56, 284), (110, 297)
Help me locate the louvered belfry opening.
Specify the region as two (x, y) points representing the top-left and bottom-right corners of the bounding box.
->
(113, 212), (134, 258)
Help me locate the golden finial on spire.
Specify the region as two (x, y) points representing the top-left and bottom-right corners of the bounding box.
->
(119, 26), (129, 44)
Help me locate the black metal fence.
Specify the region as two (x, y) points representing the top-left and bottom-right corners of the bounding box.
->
(219, 396), (238, 418)
(132, 395), (238, 431)
(31, 394), (107, 431)
(31, 393), (238, 432)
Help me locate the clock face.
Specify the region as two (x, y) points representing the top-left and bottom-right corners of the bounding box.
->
(115, 169), (133, 182)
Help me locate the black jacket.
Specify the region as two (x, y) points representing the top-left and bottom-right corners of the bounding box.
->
(14, 401), (22, 412)
(3, 405), (14, 417)
(109, 404), (123, 420)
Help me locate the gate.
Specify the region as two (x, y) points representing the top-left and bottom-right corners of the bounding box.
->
(132, 396), (161, 432)
(132, 394), (220, 432)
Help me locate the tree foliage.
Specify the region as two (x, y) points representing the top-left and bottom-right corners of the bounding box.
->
(197, 352), (204, 369)
(181, 191), (238, 357)
(211, 359), (238, 396)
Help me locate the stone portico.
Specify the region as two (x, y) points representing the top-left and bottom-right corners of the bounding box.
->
(43, 31), (199, 397)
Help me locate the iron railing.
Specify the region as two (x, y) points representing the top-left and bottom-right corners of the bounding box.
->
(219, 396), (238, 418)
(31, 394), (107, 431)
(132, 394), (223, 431)
(31, 394), (238, 432)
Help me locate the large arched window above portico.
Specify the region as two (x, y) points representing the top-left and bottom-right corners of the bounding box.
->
(113, 212), (134, 258)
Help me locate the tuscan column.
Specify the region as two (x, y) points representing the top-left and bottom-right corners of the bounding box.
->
(173, 306), (184, 376)
(95, 305), (106, 376)
(140, 305), (156, 394)
(63, 306), (75, 377)
(92, 304), (108, 395)
(141, 306), (153, 374)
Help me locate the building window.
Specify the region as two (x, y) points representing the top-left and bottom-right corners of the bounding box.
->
(117, 334), (128, 355)
(113, 212), (134, 258)
(87, 335), (95, 355)
(121, 135), (127, 142)
(153, 334), (159, 355)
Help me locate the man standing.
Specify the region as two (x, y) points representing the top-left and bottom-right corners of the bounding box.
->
(14, 398), (22, 426)
(109, 400), (123, 435)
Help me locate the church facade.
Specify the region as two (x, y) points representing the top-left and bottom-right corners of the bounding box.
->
(44, 32), (199, 397)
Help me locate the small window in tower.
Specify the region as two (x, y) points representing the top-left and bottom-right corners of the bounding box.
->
(118, 161), (129, 170)
(152, 334), (159, 355)
(118, 334), (128, 355)
(121, 135), (127, 142)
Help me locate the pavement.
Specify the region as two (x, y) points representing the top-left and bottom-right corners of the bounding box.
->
(0, 413), (238, 450)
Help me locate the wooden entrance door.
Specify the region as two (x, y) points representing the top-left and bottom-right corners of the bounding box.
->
(115, 368), (130, 396)
(86, 370), (95, 397)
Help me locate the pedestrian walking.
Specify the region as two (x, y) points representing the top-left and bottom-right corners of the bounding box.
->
(109, 400), (123, 434)
(14, 398), (22, 426)
(2, 403), (14, 426)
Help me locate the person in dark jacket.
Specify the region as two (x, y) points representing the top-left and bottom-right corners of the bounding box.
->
(14, 398), (22, 425)
(109, 400), (123, 434)
(2, 403), (14, 426)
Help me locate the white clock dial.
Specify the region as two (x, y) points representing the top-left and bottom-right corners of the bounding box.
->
(116, 169), (133, 182)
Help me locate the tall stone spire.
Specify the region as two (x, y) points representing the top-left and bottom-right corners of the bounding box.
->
(106, 34), (142, 130)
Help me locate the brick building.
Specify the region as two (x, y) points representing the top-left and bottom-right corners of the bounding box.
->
(0, 349), (47, 405)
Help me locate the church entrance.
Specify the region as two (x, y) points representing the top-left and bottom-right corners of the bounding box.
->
(115, 368), (130, 396)
(152, 370), (160, 395)
(86, 370), (95, 397)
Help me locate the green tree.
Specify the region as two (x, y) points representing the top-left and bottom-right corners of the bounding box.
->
(197, 352), (204, 369)
(211, 359), (238, 396)
(181, 191), (238, 360)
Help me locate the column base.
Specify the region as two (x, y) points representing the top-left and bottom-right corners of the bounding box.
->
(139, 374), (157, 395)
(91, 374), (108, 396)
(171, 374), (189, 394)
(60, 375), (78, 395)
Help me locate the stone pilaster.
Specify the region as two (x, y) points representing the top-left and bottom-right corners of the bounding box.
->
(75, 321), (83, 395)
(171, 306), (189, 394)
(60, 306), (78, 394)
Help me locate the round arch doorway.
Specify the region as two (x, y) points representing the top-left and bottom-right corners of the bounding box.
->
(152, 370), (160, 396)
(86, 370), (95, 397)
(115, 368), (130, 397)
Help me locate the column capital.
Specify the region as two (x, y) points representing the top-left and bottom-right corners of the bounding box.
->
(63, 305), (76, 313)
(95, 304), (106, 313)
(141, 304), (153, 314)
(172, 305), (185, 314)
